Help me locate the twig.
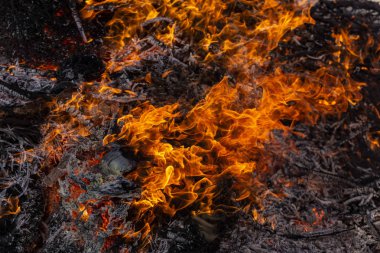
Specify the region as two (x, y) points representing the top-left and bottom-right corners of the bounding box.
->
(0, 79), (31, 100)
(279, 227), (355, 239)
(142, 17), (173, 28)
(68, 0), (89, 43)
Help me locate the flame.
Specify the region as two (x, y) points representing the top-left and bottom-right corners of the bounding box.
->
(31, 0), (376, 250)
(156, 23), (176, 46)
(0, 197), (21, 218)
(252, 208), (266, 225)
(101, 66), (363, 232)
(367, 131), (380, 150)
(78, 203), (90, 221)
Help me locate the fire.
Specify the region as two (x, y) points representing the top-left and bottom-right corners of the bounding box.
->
(78, 203), (90, 221)
(100, 65), (363, 239)
(0, 197), (21, 219)
(367, 131), (380, 150)
(252, 208), (266, 225)
(31, 0), (375, 250)
(156, 23), (176, 46)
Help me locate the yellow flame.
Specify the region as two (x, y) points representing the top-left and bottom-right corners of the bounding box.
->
(79, 204), (90, 221)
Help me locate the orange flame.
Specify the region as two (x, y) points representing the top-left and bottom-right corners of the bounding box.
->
(0, 197), (21, 218)
(32, 0), (374, 249)
(78, 203), (90, 221)
(367, 131), (380, 150)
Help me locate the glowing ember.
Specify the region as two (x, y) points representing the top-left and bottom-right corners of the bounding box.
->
(295, 207), (326, 232)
